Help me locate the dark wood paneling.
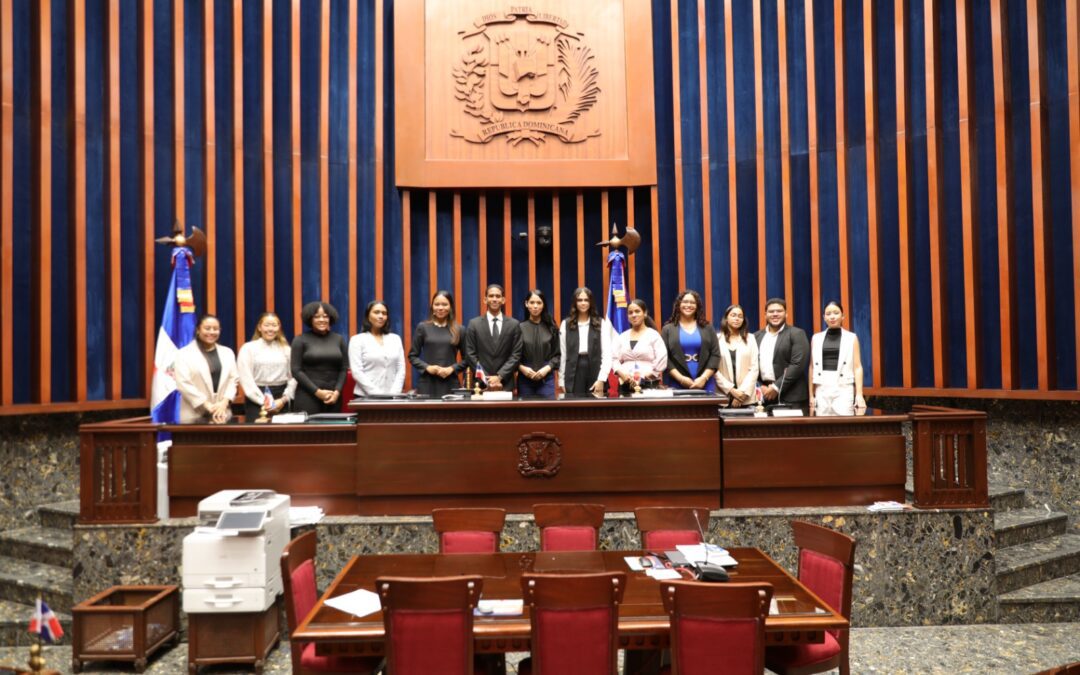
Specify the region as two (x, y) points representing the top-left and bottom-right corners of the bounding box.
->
(34, 0), (52, 403)
(232, 0), (246, 344)
(204, 0), (218, 316)
(862, 0), (882, 382)
(894, 0), (913, 386)
(924, 0), (947, 387)
(1068, 0), (1080, 389)
(956, 0), (981, 388)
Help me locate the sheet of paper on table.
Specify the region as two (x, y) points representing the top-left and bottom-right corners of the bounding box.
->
(676, 544), (739, 567)
(646, 568), (682, 580)
(475, 599), (524, 616)
(325, 588), (382, 618)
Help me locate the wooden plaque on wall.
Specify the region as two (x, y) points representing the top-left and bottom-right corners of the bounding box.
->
(394, 1), (657, 188)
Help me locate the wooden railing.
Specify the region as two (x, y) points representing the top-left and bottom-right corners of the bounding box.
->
(910, 405), (989, 509)
(79, 417), (158, 524)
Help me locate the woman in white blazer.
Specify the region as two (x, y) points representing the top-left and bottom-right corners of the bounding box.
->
(174, 314), (239, 424)
(349, 300), (406, 397)
(809, 301), (866, 415)
(714, 304), (759, 407)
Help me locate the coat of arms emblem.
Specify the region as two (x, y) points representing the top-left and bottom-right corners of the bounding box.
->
(517, 432), (562, 477)
(451, 10), (601, 146)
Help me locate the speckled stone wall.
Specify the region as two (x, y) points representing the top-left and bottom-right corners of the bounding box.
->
(73, 506), (995, 628)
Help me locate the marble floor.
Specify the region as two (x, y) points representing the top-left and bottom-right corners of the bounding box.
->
(0, 623), (1075, 674)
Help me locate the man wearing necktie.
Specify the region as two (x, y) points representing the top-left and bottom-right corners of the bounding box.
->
(465, 284), (524, 391)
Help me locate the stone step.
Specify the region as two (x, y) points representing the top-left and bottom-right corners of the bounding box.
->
(996, 533), (1080, 594)
(0, 528), (72, 568)
(0, 599), (70, 647)
(36, 501), (79, 532)
(0, 557), (72, 614)
(989, 485), (1028, 512)
(994, 508), (1069, 549)
(998, 573), (1080, 624)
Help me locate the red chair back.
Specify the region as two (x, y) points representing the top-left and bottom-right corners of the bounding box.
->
(432, 508), (506, 554)
(521, 571), (626, 675)
(378, 575), (483, 675)
(340, 371), (356, 410)
(634, 507), (711, 550)
(533, 503), (606, 552)
(660, 580), (773, 675)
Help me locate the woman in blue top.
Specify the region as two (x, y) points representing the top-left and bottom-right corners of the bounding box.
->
(660, 290), (719, 391)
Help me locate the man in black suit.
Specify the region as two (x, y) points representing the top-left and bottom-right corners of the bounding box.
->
(465, 284), (523, 391)
(754, 297), (809, 406)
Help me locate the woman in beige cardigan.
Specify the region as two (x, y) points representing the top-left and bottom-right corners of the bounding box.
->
(714, 304), (759, 407)
(174, 314), (239, 424)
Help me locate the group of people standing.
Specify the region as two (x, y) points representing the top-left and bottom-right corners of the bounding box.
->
(172, 287), (866, 424)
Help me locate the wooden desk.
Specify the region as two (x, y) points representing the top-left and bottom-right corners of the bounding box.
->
(293, 549), (847, 657)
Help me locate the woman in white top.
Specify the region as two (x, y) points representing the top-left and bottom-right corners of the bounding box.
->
(714, 304), (759, 407)
(236, 312), (296, 421)
(349, 300), (406, 397)
(174, 314), (239, 424)
(558, 287), (613, 395)
(612, 298), (667, 393)
(809, 301), (866, 415)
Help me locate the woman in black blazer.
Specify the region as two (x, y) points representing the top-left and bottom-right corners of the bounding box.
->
(661, 290), (720, 391)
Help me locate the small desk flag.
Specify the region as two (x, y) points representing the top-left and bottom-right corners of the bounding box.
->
(28, 597), (64, 643)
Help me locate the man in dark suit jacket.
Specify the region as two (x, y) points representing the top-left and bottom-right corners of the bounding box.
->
(753, 297), (809, 406)
(465, 284), (523, 391)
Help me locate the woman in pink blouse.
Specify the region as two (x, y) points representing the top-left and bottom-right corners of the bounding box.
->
(612, 299), (668, 393)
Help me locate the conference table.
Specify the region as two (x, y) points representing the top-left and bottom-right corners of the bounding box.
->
(293, 548), (847, 660)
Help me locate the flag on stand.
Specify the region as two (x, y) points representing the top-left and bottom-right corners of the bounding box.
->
(605, 250), (630, 395)
(150, 247), (198, 427)
(474, 363), (487, 388)
(28, 597), (64, 643)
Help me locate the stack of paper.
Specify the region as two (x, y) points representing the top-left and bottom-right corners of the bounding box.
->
(867, 501), (910, 512)
(289, 506), (326, 525)
(676, 544), (739, 567)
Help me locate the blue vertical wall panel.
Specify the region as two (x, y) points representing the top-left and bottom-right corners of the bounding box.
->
(212, 0), (235, 343)
(270, 0), (293, 333)
(327, 0), (350, 327)
(49, 1), (73, 401)
(152, 0), (175, 327)
(811, 0), (840, 310)
(185, 0), (207, 314)
(240, 0), (265, 332)
(676, 0), (704, 296)
(380, 1), (403, 339)
(83, 0), (108, 400)
(120, 1), (145, 397)
(10, 0), (32, 402)
(299, 5), (321, 310)
(651, 0), (678, 308)
(785, 0), (813, 330)
(703, 0), (730, 312)
(356, 0), (376, 314)
(731, 1), (759, 320)
(760, 0), (784, 305)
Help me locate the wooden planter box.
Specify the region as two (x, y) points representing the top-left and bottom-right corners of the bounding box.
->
(71, 585), (179, 673)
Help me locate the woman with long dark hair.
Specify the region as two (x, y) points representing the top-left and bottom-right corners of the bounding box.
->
(558, 287), (613, 395)
(348, 300), (405, 397)
(661, 290), (719, 392)
(174, 314), (239, 423)
(516, 289), (560, 398)
(408, 290), (467, 397)
(714, 304), (758, 407)
(612, 299), (667, 393)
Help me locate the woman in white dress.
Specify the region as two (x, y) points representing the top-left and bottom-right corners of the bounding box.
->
(236, 312), (296, 421)
(349, 300), (406, 397)
(174, 314), (239, 424)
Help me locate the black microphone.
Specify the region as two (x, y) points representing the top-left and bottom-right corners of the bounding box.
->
(768, 371), (790, 410)
(691, 510), (729, 583)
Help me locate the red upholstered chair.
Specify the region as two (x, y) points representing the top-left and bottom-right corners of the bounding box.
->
(377, 575), (483, 675)
(281, 531), (381, 675)
(533, 503), (606, 552)
(432, 508), (506, 554)
(765, 520), (856, 675)
(634, 507), (712, 550)
(339, 371), (356, 410)
(518, 571), (626, 675)
(659, 580), (773, 675)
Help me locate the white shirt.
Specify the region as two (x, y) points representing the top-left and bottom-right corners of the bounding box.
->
(236, 339), (297, 405)
(488, 312), (504, 335)
(758, 323), (785, 383)
(348, 332), (406, 396)
(558, 318), (614, 388)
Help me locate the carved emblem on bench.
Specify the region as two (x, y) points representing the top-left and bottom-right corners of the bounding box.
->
(517, 432), (562, 477)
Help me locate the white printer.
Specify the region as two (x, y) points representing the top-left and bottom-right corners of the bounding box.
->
(182, 490), (290, 614)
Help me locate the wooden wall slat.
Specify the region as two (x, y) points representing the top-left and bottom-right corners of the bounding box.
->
(805, 0), (821, 333)
(478, 191), (487, 300)
(697, 0), (713, 319)
(204, 0), (217, 316)
(452, 190), (462, 305)
(346, 0), (357, 332)
(551, 192), (561, 319)
(173, 0), (184, 230)
(527, 190), (536, 291)
(955, 0), (980, 388)
(108, 0), (121, 398)
(36, 0), (52, 402)
(264, 0), (276, 316)
(374, 0), (384, 300)
(401, 190), (411, 356)
(319, 0), (330, 302)
(290, 0), (301, 332)
(778, 0), (795, 323)
(833, 0), (850, 326)
(895, 0), (913, 387)
(232, 0), (246, 344)
(0, 0), (11, 403)
(1025, 0), (1051, 390)
(862, 0), (882, 384)
(925, 0), (947, 386)
(73, 0), (87, 401)
(753, 0), (766, 315)
(502, 190), (511, 302)
(625, 187), (636, 297)
(601, 189), (610, 298)
(670, 0), (687, 292)
(141, 0), (155, 398)
(428, 190), (436, 294)
(1067, 0), (1080, 389)
(576, 190), (585, 287)
(989, 0), (1015, 389)
(650, 185), (661, 307)
(724, 0), (739, 304)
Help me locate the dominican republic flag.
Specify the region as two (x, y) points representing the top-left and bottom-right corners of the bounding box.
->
(150, 247), (197, 426)
(474, 362), (487, 388)
(605, 250), (629, 395)
(28, 597), (64, 643)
